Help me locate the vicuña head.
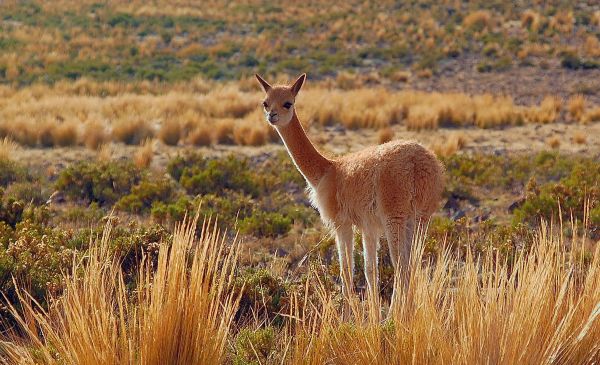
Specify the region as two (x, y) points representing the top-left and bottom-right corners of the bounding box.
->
(255, 72), (445, 304)
(255, 73), (305, 127)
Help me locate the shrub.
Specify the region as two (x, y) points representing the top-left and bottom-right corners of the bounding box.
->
(115, 176), (176, 214)
(0, 220), (76, 320)
(0, 159), (29, 187)
(233, 327), (277, 365)
(234, 268), (289, 321)
(168, 153), (259, 196)
(513, 159), (599, 233)
(4, 182), (46, 205)
(238, 211), (292, 237)
(55, 160), (142, 205)
(0, 194), (25, 228)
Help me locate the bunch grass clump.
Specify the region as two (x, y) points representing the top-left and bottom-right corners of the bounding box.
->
(1, 215), (241, 365)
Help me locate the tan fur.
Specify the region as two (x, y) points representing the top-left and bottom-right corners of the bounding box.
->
(256, 74), (445, 297)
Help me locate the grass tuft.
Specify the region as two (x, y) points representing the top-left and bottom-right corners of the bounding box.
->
(134, 139), (154, 169)
(1, 215), (241, 365)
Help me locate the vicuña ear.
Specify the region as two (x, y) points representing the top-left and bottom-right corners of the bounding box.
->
(291, 73), (306, 96)
(255, 74), (272, 93)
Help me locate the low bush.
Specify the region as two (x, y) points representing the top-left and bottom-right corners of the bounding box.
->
(234, 268), (289, 322)
(233, 327), (277, 365)
(55, 160), (142, 205)
(239, 211), (292, 238)
(0, 159), (30, 187)
(513, 160), (599, 233)
(168, 153), (259, 197)
(115, 176), (177, 214)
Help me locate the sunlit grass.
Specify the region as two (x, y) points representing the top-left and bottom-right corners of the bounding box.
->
(1, 215), (598, 364)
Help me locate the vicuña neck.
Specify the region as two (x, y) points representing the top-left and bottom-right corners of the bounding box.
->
(276, 111), (332, 187)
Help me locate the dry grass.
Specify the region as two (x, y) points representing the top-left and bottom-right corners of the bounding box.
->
(213, 119), (235, 145)
(572, 131), (587, 145)
(96, 143), (113, 162)
(568, 95), (586, 122)
(0, 80), (597, 149)
(233, 123), (268, 146)
(112, 118), (154, 145)
(377, 127), (394, 144)
(584, 107), (600, 124)
(81, 120), (108, 150)
(525, 95), (561, 124)
(431, 132), (467, 157)
(0, 137), (19, 161)
(406, 105), (439, 130)
(134, 139), (154, 169)
(546, 136), (561, 149)
(463, 10), (492, 30)
(287, 224), (599, 364)
(187, 124), (213, 146)
(158, 118), (182, 146)
(550, 10), (574, 33)
(51, 120), (79, 147)
(521, 10), (542, 32)
(2, 220), (597, 364)
(1, 216), (241, 365)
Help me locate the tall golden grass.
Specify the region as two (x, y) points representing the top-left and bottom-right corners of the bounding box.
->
(287, 222), (599, 364)
(0, 137), (19, 161)
(1, 216), (598, 364)
(1, 80), (597, 149)
(1, 215), (241, 365)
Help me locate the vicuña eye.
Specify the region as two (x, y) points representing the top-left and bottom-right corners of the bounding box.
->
(283, 102), (293, 109)
(262, 101), (269, 108)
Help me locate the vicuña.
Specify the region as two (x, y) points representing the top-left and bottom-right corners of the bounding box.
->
(255, 73), (445, 298)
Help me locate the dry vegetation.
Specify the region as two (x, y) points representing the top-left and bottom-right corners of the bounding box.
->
(0, 1), (599, 362)
(0, 1), (598, 86)
(1, 218), (598, 364)
(1, 79), (598, 149)
(1, 217), (240, 364)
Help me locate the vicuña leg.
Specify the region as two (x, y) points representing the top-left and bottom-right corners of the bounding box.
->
(335, 224), (354, 297)
(362, 229), (380, 298)
(385, 217), (411, 286)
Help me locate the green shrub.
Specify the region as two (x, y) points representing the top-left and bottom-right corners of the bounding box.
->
(0, 159), (29, 187)
(55, 160), (142, 205)
(168, 153), (259, 196)
(232, 327), (277, 365)
(0, 219), (77, 322)
(0, 193), (25, 228)
(115, 176), (177, 213)
(513, 160), (599, 233)
(234, 268), (289, 322)
(238, 211), (292, 237)
(4, 181), (47, 205)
